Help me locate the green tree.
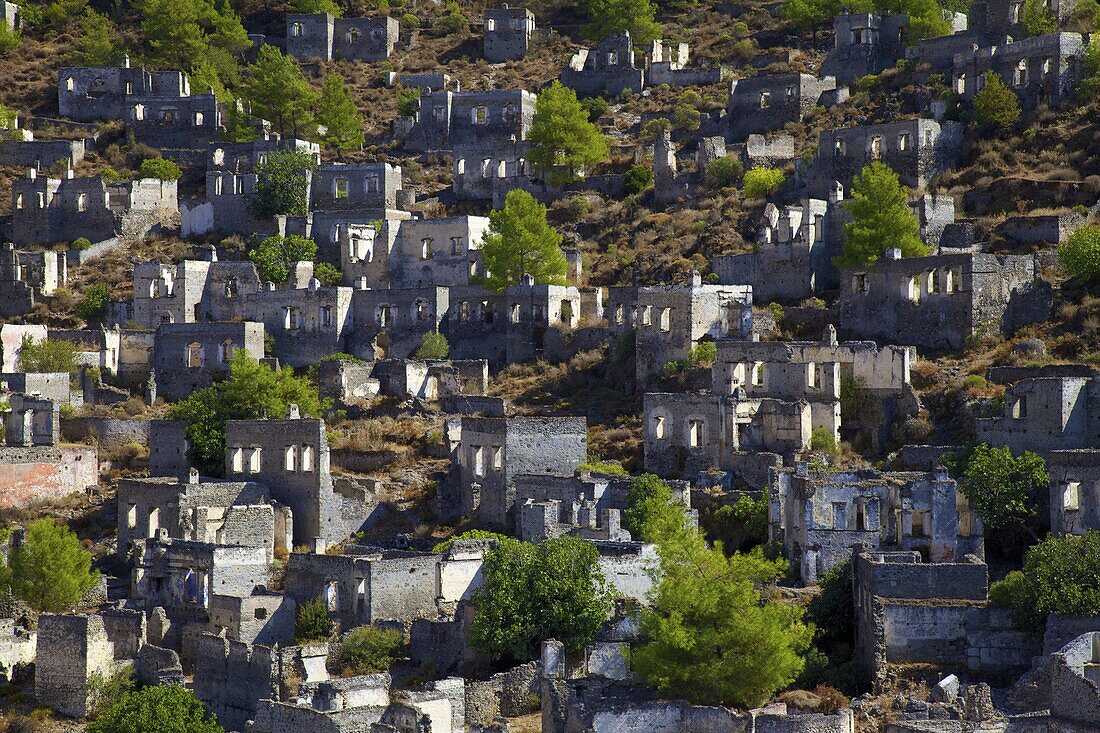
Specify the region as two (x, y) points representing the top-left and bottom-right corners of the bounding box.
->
(88, 685), (224, 733)
(317, 73), (364, 152)
(139, 157), (183, 181)
(623, 165), (653, 195)
(74, 9), (123, 66)
(479, 189), (569, 291)
(806, 559), (854, 648)
(1, 519), (100, 613)
(414, 332), (450, 360)
(18, 335), (78, 374)
(248, 235), (318, 285)
(77, 283), (110, 322)
(529, 81), (610, 185)
(250, 150), (316, 218)
(1022, 0), (1058, 35)
(332, 626), (405, 675)
(138, 0), (249, 95)
(315, 262), (342, 286)
(836, 162), (927, 266)
(581, 0), (661, 45)
(295, 597), (334, 642)
(742, 167), (786, 198)
(1058, 225), (1100, 280)
(973, 72), (1021, 129)
(632, 532), (812, 707)
(291, 0), (343, 15)
(989, 531), (1100, 629)
(224, 100), (260, 143)
(959, 443), (1047, 537)
(1080, 37), (1100, 101)
(580, 96), (610, 122)
(622, 473), (692, 543)
(167, 351), (323, 476)
(0, 17), (19, 51)
(471, 536), (613, 663)
(703, 494), (769, 555)
(706, 156), (745, 188)
(244, 45), (318, 137)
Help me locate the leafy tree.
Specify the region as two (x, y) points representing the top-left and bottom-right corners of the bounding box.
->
(396, 86), (420, 117)
(742, 167), (786, 198)
(74, 9), (123, 66)
(77, 283), (110, 322)
(703, 494), (768, 554)
(479, 189), (569, 291)
(581, 0), (661, 45)
(622, 473), (692, 543)
(836, 162), (927, 266)
(88, 685), (224, 733)
(224, 101), (260, 143)
(317, 73), (364, 152)
(314, 262), (342, 286)
(989, 531), (1100, 629)
(623, 165), (654, 195)
(250, 150), (316, 218)
(139, 157), (183, 181)
(781, 0), (837, 38)
(959, 443), (1047, 537)
(1022, 0), (1058, 35)
(295, 597), (334, 642)
(0, 519), (100, 613)
(706, 156), (745, 188)
(18, 334), (78, 374)
(806, 559), (854, 648)
(291, 0), (343, 15)
(244, 45), (318, 137)
(167, 351), (322, 476)
(249, 235), (318, 285)
(1079, 37), (1100, 100)
(632, 530), (812, 707)
(1058, 225), (1100, 280)
(973, 72), (1021, 129)
(580, 96), (610, 122)
(471, 536), (613, 663)
(529, 81), (610, 185)
(414, 332), (450, 360)
(332, 627), (405, 675)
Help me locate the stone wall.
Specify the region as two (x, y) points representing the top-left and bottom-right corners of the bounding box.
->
(34, 614), (114, 718)
(0, 445), (97, 509)
(63, 417), (151, 451)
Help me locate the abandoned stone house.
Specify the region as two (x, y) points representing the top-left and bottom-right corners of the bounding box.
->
(727, 73), (844, 142)
(0, 129), (87, 171)
(10, 169), (177, 247)
(771, 465), (984, 583)
(710, 326), (920, 450)
(0, 243), (67, 316)
(561, 33), (646, 98)
(34, 614), (116, 717)
(126, 89), (221, 155)
(976, 371), (1100, 456)
(807, 119), (965, 196)
(644, 39), (725, 87)
(284, 543), (484, 630)
(151, 321), (265, 400)
(969, 0), (1080, 40)
(286, 13), (399, 62)
(483, 5), (534, 62)
(451, 137), (533, 203)
(837, 250), (1045, 350)
(181, 137), (321, 238)
(0, 370), (70, 405)
(58, 60), (194, 121)
(821, 12), (909, 83)
(612, 273), (753, 385)
(442, 414), (588, 527)
(399, 88), (535, 153)
(222, 411), (373, 547)
(363, 357), (489, 402)
(130, 255), (263, 328)
(116, 474), (291, 562)
(853, 550), (1036, 687)
(952, 32), (1086, 109)
(1048, 449), (1100, 536)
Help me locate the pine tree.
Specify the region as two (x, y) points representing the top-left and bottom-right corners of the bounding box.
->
(582, 0), (662, 45)
(244, 45), (318, 137)
(1022, 0), (1058, 36)
(479, 189), (569, 291)
(250, 150), (316, 218)
(73, 9), (123, 66)
(2, 519), (100, 613)
(317, 73), (364, 152)
(837, 161), (928, 266)
(973, 72), (1021, 129)
(528, 81), (610, 186)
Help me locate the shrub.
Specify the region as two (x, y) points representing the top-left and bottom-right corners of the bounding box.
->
(76, 283), (110, 322)
(294, 598), (333, 643)
(742, 167), (785, 198)
(314, 262), (342, 286)
(331, 626), (405, 675)
(706, 156), (744, 188)
(396, 86), (420, 117)
(686, 341), (717, 368)
(414, 332), (449, 360)
(810, 427), (840, 456)
(432, 530), (509, 553)
(580, 96), (609, 122)
(400, 12), (419, 28)
(435, 2), (467, 34)
(0, 21), (20, 52)
(622, 165), (653, 195)
(1058, 225), (1100, 280)
(138, 157), (183, 181)
(71, 237), (93, 251)
(672, 102), (700, 131)
(995, 532), (1100, 629)
(576, 460), (629, 476)
(973, 72), (1020, 129)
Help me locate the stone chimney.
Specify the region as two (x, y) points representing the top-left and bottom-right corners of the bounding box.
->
(690, 270), (702, 288)
(286, 403), (301, 419)
(823, 324), (838, 346)
(884, 247), (902, 261)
